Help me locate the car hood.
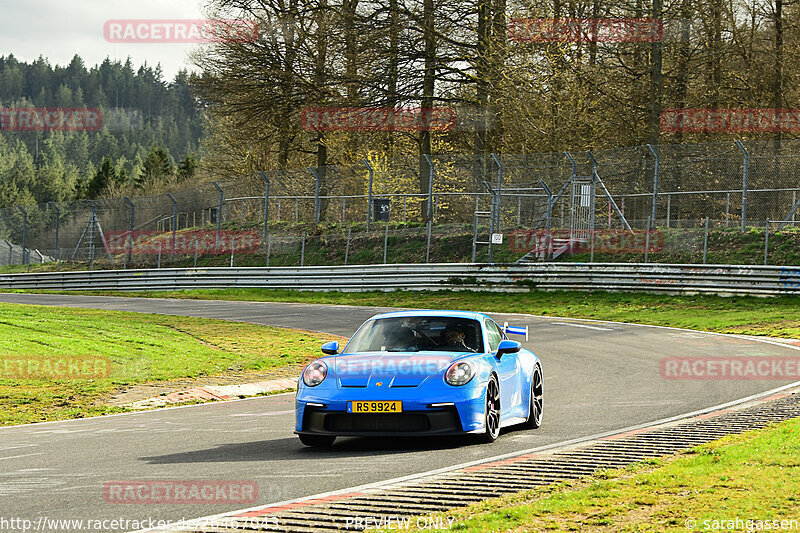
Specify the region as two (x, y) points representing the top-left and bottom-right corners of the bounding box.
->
(333, 352), (469, 388)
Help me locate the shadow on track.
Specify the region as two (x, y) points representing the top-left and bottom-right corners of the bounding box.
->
(140, 435), (480, 464)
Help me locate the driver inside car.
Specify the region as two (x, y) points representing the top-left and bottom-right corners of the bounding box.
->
(443, 326), (475, 352)
(386, 326), (419, 351)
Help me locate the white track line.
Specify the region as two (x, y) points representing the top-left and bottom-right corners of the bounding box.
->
(4, 296), (797, 531)
(550, 321), (613, 331)
(0, 392), (297, 431)
(0, 302), (796, 431)
(132, 380), (800, 532)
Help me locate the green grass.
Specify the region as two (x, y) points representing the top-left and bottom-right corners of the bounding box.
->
(0, 222), (519, 274)
(3, 224), (799, 275)
(27, 288), (800, 339)
(394, 417), (800, 532)
(567, 226), (800, 265)
(0, 303), (339, 426)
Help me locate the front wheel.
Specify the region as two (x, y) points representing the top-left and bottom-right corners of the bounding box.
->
(523, 364), (543, 429)
(479, 375), (501, 443)
(299, 434), (336, 448)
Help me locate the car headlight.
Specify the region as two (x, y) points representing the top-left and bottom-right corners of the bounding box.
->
(302, 360), (328, 387)
(445, 361), (474, 386)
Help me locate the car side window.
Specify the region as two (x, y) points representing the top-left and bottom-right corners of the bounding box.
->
(485, 320), (503, 352)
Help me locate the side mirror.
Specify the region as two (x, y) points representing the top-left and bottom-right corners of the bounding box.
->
(321, 341), (340, 355)
(496, 340), (521, 358)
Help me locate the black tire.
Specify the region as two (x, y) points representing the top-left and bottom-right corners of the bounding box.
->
(524, 364), (543, 429)
(298, 434), (336, 448)
(479, 375), (501, 443)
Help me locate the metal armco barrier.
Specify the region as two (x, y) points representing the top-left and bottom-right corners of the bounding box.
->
(1, 263), (799, 296)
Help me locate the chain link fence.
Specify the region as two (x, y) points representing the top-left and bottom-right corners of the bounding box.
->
(1, 140), (799, 270)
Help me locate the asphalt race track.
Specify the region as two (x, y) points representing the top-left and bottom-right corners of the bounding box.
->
(1, 293), (799, 530)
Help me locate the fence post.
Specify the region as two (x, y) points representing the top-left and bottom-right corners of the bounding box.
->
(764, 220), (770, 265)
(472, 212), (479, 263)
(259, 171), (270, 248)
(425, 221), (432, 263)
(6, 240), (12, 265)
(345, 228), (351, 265)
(703, 216), (710, 264)
(167, 193), (178, 260)
(735, 140), (749, 231)
(194, 237), (198, 268)
(645, 216), (651, 263)
(384, 223), (389, 264)
(230, 235), (235, 267)
(301, 231), (306, 266)
(538, 179), (554, 260)
(266, 234), (271, 267)
(666, 194), (671, 228)
(212, 182), (223, 249)
(157, 242), (162, 269)
(17, 207), (28, 269)
(364, 159), (374, 231)
(308, 167), (321, 224)
(124, 197), (134, 267)
(491, 153), (504, 236)
(482, 181), (496, 263)
(422, 155), (435, 223)
(647, 144), (659, 227)
(48, 202), (60, 262)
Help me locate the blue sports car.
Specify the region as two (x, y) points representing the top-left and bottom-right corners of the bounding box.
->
(295, 310), (543, 447)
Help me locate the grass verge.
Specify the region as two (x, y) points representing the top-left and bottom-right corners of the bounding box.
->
(386, 416), (800, 532)
(19, 289), (800, 339)
(2, 225), (799, 275)
(0, 303), (338, 426)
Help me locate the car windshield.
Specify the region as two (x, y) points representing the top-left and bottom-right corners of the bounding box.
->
(344, 316), (484, 353)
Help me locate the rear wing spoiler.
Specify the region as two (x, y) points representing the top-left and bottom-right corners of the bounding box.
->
(502, 322), (529, 341)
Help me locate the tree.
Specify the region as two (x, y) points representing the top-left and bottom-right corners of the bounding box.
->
(177, 154), (199, 181)
(141, 146), (174, 183)
(87, 157), (116, 198)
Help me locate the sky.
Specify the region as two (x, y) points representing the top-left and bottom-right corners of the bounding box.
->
(0, 0), (208, 80)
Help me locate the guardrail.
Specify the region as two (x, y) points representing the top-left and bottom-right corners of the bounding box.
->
(1, 263), (799, 296)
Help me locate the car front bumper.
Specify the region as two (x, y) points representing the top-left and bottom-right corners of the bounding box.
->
(295, 385), (487, 436)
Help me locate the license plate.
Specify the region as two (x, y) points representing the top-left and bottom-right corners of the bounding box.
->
(348, 401), (402, 413)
